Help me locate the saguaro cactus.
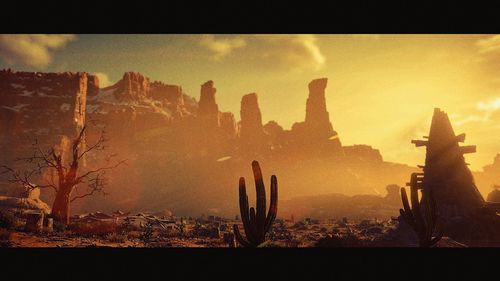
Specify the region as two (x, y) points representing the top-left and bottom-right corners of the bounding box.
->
(233, 161), (278, 247)
(400, 173), (443, 247)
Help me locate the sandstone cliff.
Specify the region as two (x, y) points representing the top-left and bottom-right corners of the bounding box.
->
(0, 70), (420, 217)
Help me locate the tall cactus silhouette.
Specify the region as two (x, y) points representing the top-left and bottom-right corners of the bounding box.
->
(233, 160), (278, 247)
(400, 173), (443, 247)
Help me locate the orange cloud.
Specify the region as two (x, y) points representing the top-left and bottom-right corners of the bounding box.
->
(0, 34), (76, 69)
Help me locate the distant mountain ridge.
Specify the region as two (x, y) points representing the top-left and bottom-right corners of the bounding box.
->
(1, 69), (422, 216)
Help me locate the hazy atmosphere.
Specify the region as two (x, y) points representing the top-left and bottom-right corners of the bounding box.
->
(2, 34), (500, 248)
(2, 34), (500, 170)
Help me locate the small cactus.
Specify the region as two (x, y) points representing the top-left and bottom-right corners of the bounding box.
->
(233, 161), (278, 247)
(400, 173), (443, 247)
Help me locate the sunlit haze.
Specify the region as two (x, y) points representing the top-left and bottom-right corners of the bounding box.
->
(2, 34), (500, 170)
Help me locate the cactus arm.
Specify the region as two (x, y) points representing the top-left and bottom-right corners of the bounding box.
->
(233, 224), (251, 247)
(239, 177), (253, 241)
(248, 207), (259, 243)
(410, 184), (425, 234)
(400, 188), (416, 228)
(400, 188), (413, 221)
(235, 161), (279, 247)
(399, 209), (413, 228)
(400, 173), (443, 247)
(252, 161), (266, 233)
(265, 175), (278, 233)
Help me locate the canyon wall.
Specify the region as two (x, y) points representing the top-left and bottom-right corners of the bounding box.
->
(0, 69), (418, 216)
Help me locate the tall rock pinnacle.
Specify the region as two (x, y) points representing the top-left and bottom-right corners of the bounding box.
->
(239, 93), (264, 140)
(197, 80), (220, 127)
(304, 78), (337, 140)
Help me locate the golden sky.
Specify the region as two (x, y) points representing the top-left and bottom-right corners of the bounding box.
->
(2, 34), (500, 170)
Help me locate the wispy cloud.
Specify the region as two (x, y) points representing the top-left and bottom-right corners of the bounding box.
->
(447, 97), (500, 127)
(197, 34), (326, 72)
(0, 34), (76, 69)
(477, 97), (500, 111)
(256, 34), (326, 72)
(199, 35), (247, 61)
(289, 34), (326, 71)
(94, 72), (113, 87)
(476, 35), (500, 54)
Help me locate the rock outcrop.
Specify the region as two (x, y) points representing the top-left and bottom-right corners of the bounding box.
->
(197, 80), (220, 127)
(239, 93), (267, 154)
(0, 69), (92, 168)
(263, 121), (285, 148)
(150, 82), (184, 106)
(239, 93), (264, 140)
(87, 72), (198, 141)
(304, 78), (339, 143)
(289, 78), (342, 156)
(343, 145), (383, 163)
(483, 154), (500, 174)
(219, 112), (238, 138)
(0, 70), (421, 217)
(114, 72), (150, 101)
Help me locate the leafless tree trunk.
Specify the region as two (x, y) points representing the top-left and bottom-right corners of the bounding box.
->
(1, 125), (126, 225)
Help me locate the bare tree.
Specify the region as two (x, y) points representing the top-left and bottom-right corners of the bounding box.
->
(1, 125), (126, 224)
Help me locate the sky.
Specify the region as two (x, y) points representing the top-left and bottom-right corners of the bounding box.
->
(2, 34), (500, 171)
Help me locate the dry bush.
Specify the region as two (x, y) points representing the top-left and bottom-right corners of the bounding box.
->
(69, 221), (118, 237)
(157, 227), (181, 238)
(105, 232), (127, 243)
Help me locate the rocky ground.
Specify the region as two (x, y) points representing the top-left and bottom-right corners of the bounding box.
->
(0, 209), (418, 248)
(2, 209), (498, 247)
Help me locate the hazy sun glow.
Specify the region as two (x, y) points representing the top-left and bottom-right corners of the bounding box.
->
(2, 34), (500, 170)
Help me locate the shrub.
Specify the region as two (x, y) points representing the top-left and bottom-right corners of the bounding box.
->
(139, 221), (154, 244)
(0, 210), (16, 229)
(105, 232), (127, 243)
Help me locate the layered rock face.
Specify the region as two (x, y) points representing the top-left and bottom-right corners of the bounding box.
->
(87, 72), (196, 143)
(114, 72), (150, 101)
(0, 69), (94, 166)
(0, 70), (97, 206)
(0, 70), (417, 216)
(150, 82), (184, 106)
